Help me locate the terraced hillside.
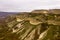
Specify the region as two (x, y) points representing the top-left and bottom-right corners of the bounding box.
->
(0, 9), (60, 40)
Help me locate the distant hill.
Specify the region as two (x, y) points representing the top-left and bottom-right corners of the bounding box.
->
(0, 12), (19, 24)
(32, 9), (60, 14)
(0, 12), (19, 17)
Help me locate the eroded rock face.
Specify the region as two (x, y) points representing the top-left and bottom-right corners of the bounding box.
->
(0, 9), (60, 40)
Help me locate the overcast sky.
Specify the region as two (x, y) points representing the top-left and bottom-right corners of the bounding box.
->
(0, 0), (60, 12)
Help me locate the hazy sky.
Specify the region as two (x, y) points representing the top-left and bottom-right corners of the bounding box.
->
(0, 0), (60, 12)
